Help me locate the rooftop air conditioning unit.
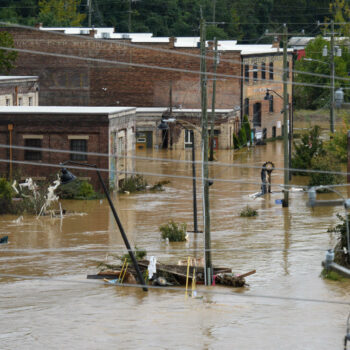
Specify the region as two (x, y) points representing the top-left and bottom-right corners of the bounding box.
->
(122, 34), (130, 39)
(102, 32), (110, 39)
(80, 30), (90, 35)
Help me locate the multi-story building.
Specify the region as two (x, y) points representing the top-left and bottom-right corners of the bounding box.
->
(0, 76), (39, 106)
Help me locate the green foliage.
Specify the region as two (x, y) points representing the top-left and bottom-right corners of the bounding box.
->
(324, 117), (349, 163)
(0, 32), (17, 74)
(120, 247), (147, 264)
(233, 133), (240, 149)
(1, 0), (332, 41)
(159, 220), (187, 242)
(243, 115), (251, 144)
(0, 178), (14, 214)
(119, 175), (148, 193)
(38, 0), (86, 26)
(291, 126), (325, 175)
(321, 269), (343, 281)
(295, 36), (350, 109)
(240, 205), (258, 217)
(238, 126), (247, 147)
(56, 179), (97, 199)
(308, 154), (343, 188)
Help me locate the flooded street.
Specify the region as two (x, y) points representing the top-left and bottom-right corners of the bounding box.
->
(1, 140), (350, 349)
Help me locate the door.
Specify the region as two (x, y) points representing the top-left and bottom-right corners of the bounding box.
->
(253, 103), (261, 127)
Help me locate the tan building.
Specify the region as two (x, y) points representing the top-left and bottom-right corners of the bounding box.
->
(239, 44), (293, 139)
(0, 76), (39, 106)
(135, 107), (239, 150)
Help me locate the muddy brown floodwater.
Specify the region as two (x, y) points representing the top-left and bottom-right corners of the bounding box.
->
(1, 140), (350, 349)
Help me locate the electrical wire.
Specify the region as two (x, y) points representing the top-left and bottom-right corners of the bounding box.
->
(1, 21), (350, 86)
(0, 272), (349, 306)
(1, 143), (350, 180)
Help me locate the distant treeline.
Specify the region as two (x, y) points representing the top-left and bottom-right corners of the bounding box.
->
(0, 0), (331, 41)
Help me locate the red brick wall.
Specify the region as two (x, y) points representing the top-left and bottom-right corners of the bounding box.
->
(0, 113), (109, 190)
(3, 28), (241, 109)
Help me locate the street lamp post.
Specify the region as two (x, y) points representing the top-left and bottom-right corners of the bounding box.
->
(59, 161), (148, 291)
(264, 87), (291, 206)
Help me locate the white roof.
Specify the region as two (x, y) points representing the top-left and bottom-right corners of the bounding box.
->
(136, 107), (233, 114)
(0, 106), (135, 115)
(0, 76), (38, 81)
(174, 37), (200, 47)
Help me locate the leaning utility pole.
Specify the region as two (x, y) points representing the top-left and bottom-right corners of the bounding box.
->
(200, 16), (212, 286)
(209, 37), (218, 161)
(282, 24), (289, 207)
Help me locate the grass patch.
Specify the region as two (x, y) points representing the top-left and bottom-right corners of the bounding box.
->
(160, 220), (187, 242)
(321, 268), (344, 281)
(240, 205), (258, 217)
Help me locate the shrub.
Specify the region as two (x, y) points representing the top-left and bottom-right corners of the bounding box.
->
(120, 247), (147, 264)
(159, 220), (187, 242)
(243, 115), (251, 144)
(233, 133), (240, 149)
(119, 175), (148, 193)
(56, 179), (97, 199)
(240, 205), (258, 217)
(0, 178), (13, 214)
(308, 155), (343, 188)
(238, 126), (247, 147)
(291, 125), (325, 175)
(324, 118), (349, 163)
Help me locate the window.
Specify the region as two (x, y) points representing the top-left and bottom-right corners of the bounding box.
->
(269, 62), (274, 80)
(5, 98), (10, 106)
(261, 62), (266, 80)
(18, 97), (22, 106)
(269, 95), (274, 112)
(272, 126), (276, 138)
(25, 139), (42, 161)
(184, 129), (194, 148)
(28, 97), (33, 106)
(70, 139), (87, 161)
(253, 63), (258, 82)
(244, 65), (249, 83)
(118, 136), (125, 156)
(244, 98), (249, 116)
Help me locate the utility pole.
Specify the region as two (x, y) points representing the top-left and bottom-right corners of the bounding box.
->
(88, 0), (92, 27)
(282, 24), (289, 207)
(212, 0), (216, 24)
(200, 16), (212, 286)
(209, 37), (218, 161)
(128, 0), (132, 33)
(330, 20), (335, 133)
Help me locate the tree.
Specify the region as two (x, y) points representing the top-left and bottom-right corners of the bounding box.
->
(0, 31), (17, 74)
(38, 0), (86, 27)
(294, 36), (350, 109)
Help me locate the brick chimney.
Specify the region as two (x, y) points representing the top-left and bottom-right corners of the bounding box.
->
(89, 29), (97, 37)
(35, 23), (43, 29)
(169, 36), (177, 48)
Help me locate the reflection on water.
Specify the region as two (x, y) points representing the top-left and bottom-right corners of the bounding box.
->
(1, 140), (350, 349)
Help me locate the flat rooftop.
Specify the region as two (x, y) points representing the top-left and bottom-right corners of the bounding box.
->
(0, 106), (135, 115)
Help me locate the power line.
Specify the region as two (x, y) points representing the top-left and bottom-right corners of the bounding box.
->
(0, 272), (349, 306)
(1, 21), (350, 86)
(1, 143), (350, 179)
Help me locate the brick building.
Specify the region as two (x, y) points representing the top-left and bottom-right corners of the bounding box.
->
(0, 76), (39, 106)
(2, 26), (293, 140)
(0, 106), (135, 190)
